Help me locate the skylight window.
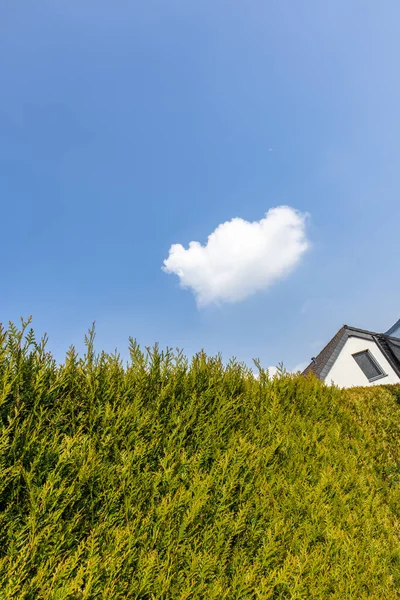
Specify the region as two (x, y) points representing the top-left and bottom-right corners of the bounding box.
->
(352, 350), (386, 382)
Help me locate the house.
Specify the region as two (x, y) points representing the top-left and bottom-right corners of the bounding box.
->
(302, 320), (400, 388)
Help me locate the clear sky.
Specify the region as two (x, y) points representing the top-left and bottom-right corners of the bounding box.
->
(1, 1), (400, 369)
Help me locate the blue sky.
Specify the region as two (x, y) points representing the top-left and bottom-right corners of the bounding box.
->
(1, 1), (400, 369)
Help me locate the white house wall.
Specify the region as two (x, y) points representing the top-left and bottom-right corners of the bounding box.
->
(325, 336), (400, 388)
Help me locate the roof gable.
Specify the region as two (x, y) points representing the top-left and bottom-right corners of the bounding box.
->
(303, 325), (400, 380)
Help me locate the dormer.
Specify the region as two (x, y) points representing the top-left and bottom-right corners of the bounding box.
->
(386, 319), (400, 338)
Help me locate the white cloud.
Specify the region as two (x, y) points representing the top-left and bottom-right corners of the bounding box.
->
(266, 366), (279, 378)
(291, 361), (308, 373)
(254, 362), (308, 378)
(251, 366), (278, 379)
(162, 206), (310, 306)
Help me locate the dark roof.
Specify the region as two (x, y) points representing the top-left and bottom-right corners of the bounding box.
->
(302, 325), (400, 380)
(386, 318), (400, 337)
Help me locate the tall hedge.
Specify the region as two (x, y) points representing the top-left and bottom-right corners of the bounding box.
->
(1, 318), (400, 598)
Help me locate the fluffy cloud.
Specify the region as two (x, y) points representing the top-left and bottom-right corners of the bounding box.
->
(162, 206), (310, 306)
(266, 366), (279, 378)
(260, 362), (308, 379)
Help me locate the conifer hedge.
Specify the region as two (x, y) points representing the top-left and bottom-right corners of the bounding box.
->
(1, 318), (400, 598)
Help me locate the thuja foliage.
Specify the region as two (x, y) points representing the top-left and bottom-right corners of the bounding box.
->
(1, 319), (400, 599)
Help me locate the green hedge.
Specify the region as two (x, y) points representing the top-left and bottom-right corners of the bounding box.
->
(1, 318), (400, 599)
